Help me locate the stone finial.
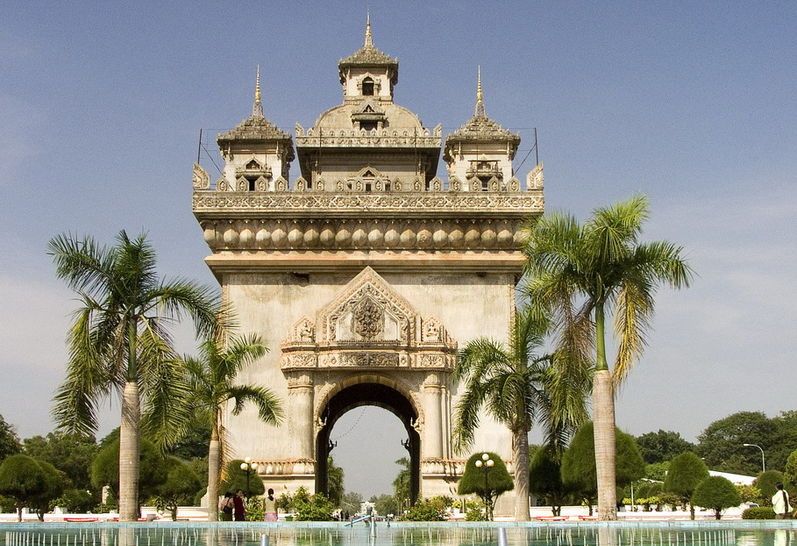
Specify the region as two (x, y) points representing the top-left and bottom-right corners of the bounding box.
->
(364, 11), (373, 48)
(475, 66), (486, 118)
(253, 65), (264, 118)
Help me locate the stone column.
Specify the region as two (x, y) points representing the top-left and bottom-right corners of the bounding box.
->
(423, 373), (443, 459)
(287, 373), (315, 459)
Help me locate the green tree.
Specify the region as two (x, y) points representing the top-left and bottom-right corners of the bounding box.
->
(219, 459), (265, 497)
(392, 457), (411, 511)
(23, 432), (99, 490)
(771, 411), (797, 471)
(784, 450), (797, 488)
(48, 231), (219, 520)
(371, 493), (398, 516)
(30, 460), (66, 521)
(182, 332), (282, 520)
(645, 462), (669, 481)
(663, 452), (709, 519)
(524, 195), (692, 519)
(636, 430), (695, 464)
(0, 454), (50, 521)
(561, 422), (645, 515)
(91, 438), (167, 502)
(528, 445), (568, 516)
(340, 491), (363, 516)
(167, 420), (211, 460)
(457, 452), (513, 521)
(154, 457), (201, 520)
(696, 411), (775, 475)
(692, 476), (741, 520)
(452, 306), (589, 521)
(327, 457), (344, 506)
(0, 415), (21, 463)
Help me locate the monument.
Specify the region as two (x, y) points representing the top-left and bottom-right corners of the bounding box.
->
(192, 19), (544, 513)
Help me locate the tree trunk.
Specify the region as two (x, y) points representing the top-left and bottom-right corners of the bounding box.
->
(512, 429), (530, 521)
(593, 369), (617, 520)
(119, 380), (141, 522)
(207, 417), (221, 522)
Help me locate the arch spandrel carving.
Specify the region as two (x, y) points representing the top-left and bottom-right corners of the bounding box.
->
(281, 267), (456, 373)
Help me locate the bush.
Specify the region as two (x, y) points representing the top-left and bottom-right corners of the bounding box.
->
(742, 506), (776, 519)
(402, 498), (447, 521)
(153, 457), (201, 520)
(294, 493), (335, 521)
(245, 496), (265, 521)
(693, 476), (741, 520)
(52, 488), (97, 513)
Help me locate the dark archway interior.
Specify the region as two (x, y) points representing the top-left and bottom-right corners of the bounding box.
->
(316, 383), (420, 504)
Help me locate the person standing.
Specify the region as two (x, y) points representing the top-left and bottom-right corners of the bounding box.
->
(772, 483), (792, 519)
(264, 488), (278, 522)
(233, 489), (246, 521)
(219, 492), (234, 521)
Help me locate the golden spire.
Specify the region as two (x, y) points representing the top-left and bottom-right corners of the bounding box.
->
(364, 10), (373, 48)
(474, 65), (486, 118)
(252, 65), (264, 118)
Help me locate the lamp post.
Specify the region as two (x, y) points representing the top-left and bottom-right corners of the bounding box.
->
(742, 443), (766, 473)
(240, 457), (259, 498)
(474, 453), (495, 520)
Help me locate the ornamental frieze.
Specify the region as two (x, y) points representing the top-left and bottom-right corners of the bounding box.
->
(192, 191), (543, 214)
(198, 217), (529, 251)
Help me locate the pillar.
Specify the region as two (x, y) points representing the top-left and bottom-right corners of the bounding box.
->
(287, 373), (315, 459)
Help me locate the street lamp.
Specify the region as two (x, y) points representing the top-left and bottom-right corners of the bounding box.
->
(742, 444), (766, 472)
(474, 453), (495, 520)
(240, 457), (259, 498)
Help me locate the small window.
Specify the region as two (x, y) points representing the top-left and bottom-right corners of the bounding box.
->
(248, 178), (256, 192)
(362, 77), (374, 96)
(360, 121), (377, 131)
(364, 182), (372, 192)
(479, 177), (490, 191)
(384, 182), (391, 192)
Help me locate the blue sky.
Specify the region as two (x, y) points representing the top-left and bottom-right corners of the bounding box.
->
(1, 2), (795, 497)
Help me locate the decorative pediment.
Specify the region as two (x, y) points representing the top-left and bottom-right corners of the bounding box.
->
(192, 163), (210, 189)
(282, 267), (456, 372)
(318, 266), (415, 344)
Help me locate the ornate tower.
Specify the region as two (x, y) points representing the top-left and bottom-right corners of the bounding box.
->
(192, 20), (544, 515)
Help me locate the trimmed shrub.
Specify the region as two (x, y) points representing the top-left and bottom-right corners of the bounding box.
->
(754, 470), (785, 503)
(91, 438), (166, 500)
(458, 452), (513, 520)
(0, 455), (50, 520)
(402, 498), (447, 521)
(664, 452), (709, 519)
(741, 506), (776, 519)
(693, 476), (741, 520)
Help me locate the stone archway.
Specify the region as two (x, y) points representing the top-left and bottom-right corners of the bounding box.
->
(314, 382), (421, 504)
(279, 267), (458, 499)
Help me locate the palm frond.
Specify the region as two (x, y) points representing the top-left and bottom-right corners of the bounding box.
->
(47, 233), (116, 296)
(226, 385), (283, 425)
(142, 280), (220, 340)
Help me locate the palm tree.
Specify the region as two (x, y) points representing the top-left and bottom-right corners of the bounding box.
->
(524, 195), (692, 520)
(182, 333), (282, 521)
(452, 306), (590, 521)
(48, 231), (219, 521)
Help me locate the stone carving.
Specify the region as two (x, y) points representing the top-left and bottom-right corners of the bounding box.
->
(297, 319), (315, 342)
(274, 177), (288, 191)
(352, 297), (384, 340)
(527, 162), (544, 190)
(216, 179), (228, 191)
(192, 163), (210, 189)
(423, 318), (441, 342)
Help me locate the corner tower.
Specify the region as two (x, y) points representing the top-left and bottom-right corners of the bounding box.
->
(192, 22), (543, 516)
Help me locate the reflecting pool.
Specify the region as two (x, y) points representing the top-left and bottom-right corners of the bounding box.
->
(2, 525), (797, 546)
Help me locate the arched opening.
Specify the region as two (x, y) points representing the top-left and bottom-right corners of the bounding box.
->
(316, 382), (420, 506)
(361, 77), (375, 96)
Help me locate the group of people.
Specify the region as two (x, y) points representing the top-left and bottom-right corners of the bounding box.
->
(219, 488), (278, 521)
